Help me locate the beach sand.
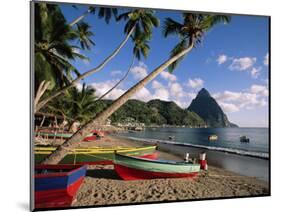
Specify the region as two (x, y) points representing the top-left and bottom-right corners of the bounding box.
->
(69, 135), (269, 207)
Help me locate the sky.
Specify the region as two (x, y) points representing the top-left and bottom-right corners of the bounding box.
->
(59, 3), (269, 127)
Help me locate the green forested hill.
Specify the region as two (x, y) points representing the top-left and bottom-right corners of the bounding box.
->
(97, 99), (205, 127)
(95, 88), (238, 128)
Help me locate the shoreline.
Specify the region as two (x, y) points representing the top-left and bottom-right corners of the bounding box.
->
(117, 134), (269, 182)
(121, 135), (269, 159)
(71, 135), (269, 206)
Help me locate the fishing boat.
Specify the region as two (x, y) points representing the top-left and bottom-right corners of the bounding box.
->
(36, 131), (72, 138)
(114, 153), (201, 180)
(240, 135), (250, 143)
(35, 131), (100, 142)
(34, 164), (87, 209)
(35, 145), (157, 165)
(208, 134), (218, 141)
(168, 136), (175, 140)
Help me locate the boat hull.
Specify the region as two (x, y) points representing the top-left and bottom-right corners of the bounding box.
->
(35, 132), (99, 142)
(114, 154), (200, 180)
(35, 146), (157, 164)
(114, 164), (198, 180)
(34, 165), (86, 209)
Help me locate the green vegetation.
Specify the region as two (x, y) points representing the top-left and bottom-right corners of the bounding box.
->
(35, 3), (232, 164)
(93, 99), (205, 127)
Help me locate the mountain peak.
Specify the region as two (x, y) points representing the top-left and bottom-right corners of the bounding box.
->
(187, 88), (238, 128)
(197, 88), (211, 98)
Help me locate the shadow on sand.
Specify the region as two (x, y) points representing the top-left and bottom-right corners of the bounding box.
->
(86, 169), (121, 180)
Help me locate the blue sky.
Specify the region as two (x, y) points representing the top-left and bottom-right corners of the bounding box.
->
(59, 4), (269, 127)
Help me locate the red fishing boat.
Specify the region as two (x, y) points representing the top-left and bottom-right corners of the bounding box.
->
(34, 164), (87, 209)
(114, 153), (201, 180)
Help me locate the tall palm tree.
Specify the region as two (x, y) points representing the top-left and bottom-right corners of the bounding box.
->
(46, 84), (100, 129)
(96, 31), (151, 101)
(35, 9), (159, 112)
(34, 3), (86, 90)
(41, 13), (231, 165)
(75, 21), (95, 50)
(34, 3), (93, 107)
(69, 6), (118, 27)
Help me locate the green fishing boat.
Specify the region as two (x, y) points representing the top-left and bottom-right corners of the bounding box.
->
(114, 153), (201, 180)
(35, 145), (157, 164)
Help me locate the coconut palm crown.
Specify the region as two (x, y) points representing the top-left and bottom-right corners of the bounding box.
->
(163, 13), (231, 72)
(34, 3), (91, 90)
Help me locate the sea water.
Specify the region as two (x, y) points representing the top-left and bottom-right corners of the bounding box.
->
(119, 127), (269, 181)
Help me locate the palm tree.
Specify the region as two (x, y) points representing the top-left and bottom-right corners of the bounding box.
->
(96, 31), (151, 101)
(35, 9), (159, 112)
(46, 84), (100, 129)
(41, 13), (230, 165)
(35, 3), (85, 89)
(34, 3), (93, 108)
(69, 6), (118, 27)
(75, 22), (95, 50)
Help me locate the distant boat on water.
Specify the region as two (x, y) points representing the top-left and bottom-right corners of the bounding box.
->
(208, 134), (218, 141)
(240, 136), (250, 143)
(168, 136), (175, 140)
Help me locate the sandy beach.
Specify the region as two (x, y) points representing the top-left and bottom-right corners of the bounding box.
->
(69, 135), (269, 207)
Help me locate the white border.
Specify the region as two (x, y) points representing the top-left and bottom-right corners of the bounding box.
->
(1, 0), (280, 211)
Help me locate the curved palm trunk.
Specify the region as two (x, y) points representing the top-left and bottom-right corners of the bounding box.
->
(35, 25), (136, 112)
(34, 81), (50, 109)
(69, 8), (93, 27)
(96, 56), (135, 101)
(41, 43), (194, 164)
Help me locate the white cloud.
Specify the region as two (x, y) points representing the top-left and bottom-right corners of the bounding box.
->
(213, 90), (241, 102)
(187, 92), (197, 99)
(169, 82), (184, 98)
(150, 80), (170, 101)
(91, 80), (126, 100)
(75, 83), (83, 91)
(216, 54), (228, 65)
(131, 62), (148, 80)
(110, 70), (123, 77)
(229, 57), (256, 71)
(133, 87), (153, 102)
(152, 80), (164, 89)
(218, 102), (240, 113)
(160, 71), (177, 81)
(250, 67), (262, 79)
(151, 80), (193, 107)
(213, 84), (268, 113)
(153, 88), (170, 101)
(264, 53), (269, 66)
(250, 84), (268, 97)
(187, 78), (204, 89)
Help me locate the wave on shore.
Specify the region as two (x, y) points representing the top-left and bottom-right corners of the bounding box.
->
(121, 136), (269, 159)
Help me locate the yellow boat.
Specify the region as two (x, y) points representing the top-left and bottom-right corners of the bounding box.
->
(34, 145), (157, 164)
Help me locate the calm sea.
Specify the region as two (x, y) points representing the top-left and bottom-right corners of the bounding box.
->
(119, 127), (269, 181)
(122, 127), (269, 158)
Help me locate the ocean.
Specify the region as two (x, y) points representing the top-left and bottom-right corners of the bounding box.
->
(119, 127), (270, 182)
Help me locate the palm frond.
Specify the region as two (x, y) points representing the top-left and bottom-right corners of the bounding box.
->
(163, 18), (183, 37)
(168, 39), (188, 72)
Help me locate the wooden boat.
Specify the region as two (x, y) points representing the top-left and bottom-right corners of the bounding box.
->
(168, 136), (175, 140)
(36, 131), (72, 138)
(34, 164), (87, 209)
(35, 145), (157, 165)
(35, 131), (100, 142)
(114, 153), (201, 180)
(240, 136), (250, 143)
(208, 134), (218, 141)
